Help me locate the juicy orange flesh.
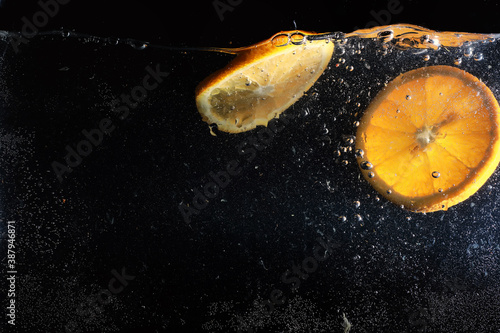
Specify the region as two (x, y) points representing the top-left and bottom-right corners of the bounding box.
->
(357, 65), (500, 211)
(196, 31), (334, 133)
(206, 45), (325, 125)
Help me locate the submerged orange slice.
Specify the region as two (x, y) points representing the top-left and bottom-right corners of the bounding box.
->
(356, 65), (500, 212)
(196, 31), (334, 133)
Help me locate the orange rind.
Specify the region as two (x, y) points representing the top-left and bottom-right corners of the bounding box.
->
(356, 65), (500, 212)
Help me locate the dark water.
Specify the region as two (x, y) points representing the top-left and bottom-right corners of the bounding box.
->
(0, 23), (500, 333)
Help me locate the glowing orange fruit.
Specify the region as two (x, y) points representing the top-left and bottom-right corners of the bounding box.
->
(196, 30), (334, 133)
(356, 65), (500, 212)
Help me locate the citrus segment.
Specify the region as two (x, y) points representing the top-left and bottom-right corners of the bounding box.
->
(356, 65), (500, 212)
(196, 31), (334, 133)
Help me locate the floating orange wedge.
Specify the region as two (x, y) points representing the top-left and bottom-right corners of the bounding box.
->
(195, 31), (334, 133)
(356, 65), (500, 212)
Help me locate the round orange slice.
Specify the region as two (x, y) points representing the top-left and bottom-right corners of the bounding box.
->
(356, 65), (500, 212)
(195, 31), (334, 133)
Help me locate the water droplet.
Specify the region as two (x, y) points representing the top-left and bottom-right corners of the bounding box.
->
(354, 201), (361, 208)
(432, 171), (440, 178)
(423, 55), (430, 61)
(474, 52), (483, 61)
(405, 95), (411, 100)
(355, 214), (363, 222)
(338, 216), (347, 222)
(454, 57), (462, 65)
(347, 66), (354, 71)
(353, 121), (360, 127)
(386, 189), (392, 195)
(396, 109), (400, 113)
(368, 171), (375, 178)
(342, 160), (349, 166)
(360, 161), (373, 170)
(438, 188), (443, 193)
(355, 149), (364, 158)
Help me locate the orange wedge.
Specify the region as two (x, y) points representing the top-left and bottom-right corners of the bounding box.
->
(356, 65), (500, 212)
(195, 31), (334, 133)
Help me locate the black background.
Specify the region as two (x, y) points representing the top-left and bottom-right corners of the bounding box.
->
(1, 0), (500, 46)
(1, 1), (500, 333)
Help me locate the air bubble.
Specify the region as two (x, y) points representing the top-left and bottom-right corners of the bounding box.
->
(474, 53), (484, 61)
(130, 41), (148, 50)
(377, 30), (394, 43)
(432, 171), (440, 178)
(454, 57), (462, 65)
(405, 95), (411, 100)
(423, 55), (430, 61)
(334, 47), (345, 56)
(368, 172), (375, 178)
(271, 33), (289, 47)
(438, 188), (443, 193)
(355, 149), (364, 158)
(107, 37), (120, 45)
(343, 135), (355, 145)
(290, 32), (305, 45)
(464, 47), (473, 57)
(360, 161), (373, 170)
(386, 189), (392, 195)
(420, 35), (431, 43)
(354, 201), (361, 208)
(338, 216), (347, 222)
